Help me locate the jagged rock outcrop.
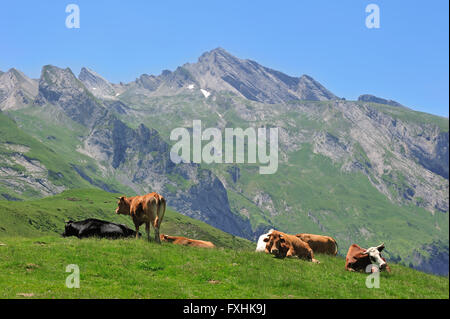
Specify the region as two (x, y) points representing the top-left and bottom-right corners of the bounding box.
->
(409, 131), (449, 180)
(78, 67), (117, 99)
(182, 47), (338, 103)
(35, 65), (108, 129)
(124, 48), (338, 103)
(0, 68), (38, 110)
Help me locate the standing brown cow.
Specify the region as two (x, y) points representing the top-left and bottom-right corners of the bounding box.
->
(263, 230), (320, 263)
(295, 233), (338, 256)
(115, 192), (166, 243)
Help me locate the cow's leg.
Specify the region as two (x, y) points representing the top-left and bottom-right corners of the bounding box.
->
(133, 222), (140, 240)
(154, 226), (160, 244)
(145, 222), (150, 242)
(308, 249), (320, 263)
(286, 248), (295, 258)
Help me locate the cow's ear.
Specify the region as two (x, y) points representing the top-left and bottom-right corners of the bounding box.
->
(377, 243), (385, 252)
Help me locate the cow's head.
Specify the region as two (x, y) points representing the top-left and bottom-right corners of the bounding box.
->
(62, 221), (77, 237)
(263, 231), (288, 258)
(363, 243), (387, 270)
(115, 196), (130, 215)
(160, 234), (173, 243)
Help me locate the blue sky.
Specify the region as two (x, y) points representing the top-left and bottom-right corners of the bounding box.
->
(1, 0), (448, 116)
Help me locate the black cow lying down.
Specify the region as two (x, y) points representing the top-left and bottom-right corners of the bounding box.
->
(62, 218), (141, 239)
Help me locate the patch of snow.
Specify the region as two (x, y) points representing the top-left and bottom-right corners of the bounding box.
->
(200, 89), (211, 98)
(187, 84), (195, 90)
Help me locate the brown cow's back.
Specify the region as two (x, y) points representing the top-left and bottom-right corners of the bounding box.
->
(345, 243), (391, 273)
(266, 230), (319, 263)
(116, 192), (166, 243)
(296, 233), (338, 255)
(345, 244), (370, 272)
(160, 234), (215, 248)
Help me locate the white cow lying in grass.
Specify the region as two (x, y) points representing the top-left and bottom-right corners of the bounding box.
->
(255, 229), (275, 252)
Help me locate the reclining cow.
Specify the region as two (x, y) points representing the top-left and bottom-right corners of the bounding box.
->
(255, 229), (275, 252)
(295, 233), (338, 256)
(62, 218), (140, 239)
(115, 192), (166, 243)
(160, 234), (215, 248)
(345, 243), (391, 273)
(263, 230), (320, 263)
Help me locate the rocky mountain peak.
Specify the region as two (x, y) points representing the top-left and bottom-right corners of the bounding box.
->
(35, 65), (107, 128)
(0, 68), (38, 110)
(79, 67), (116, 98)
(197, 47), (238, 64)
(182, 48), (338, 103)
(125, 48), (338, 103)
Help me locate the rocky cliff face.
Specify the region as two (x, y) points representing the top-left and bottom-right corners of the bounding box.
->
(0, 68), (38, 110)
(78, 67), (117, 99)
(331, 101), (449, 213)
(35, 65), (108, 129)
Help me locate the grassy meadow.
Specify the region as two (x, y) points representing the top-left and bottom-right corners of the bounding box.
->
(0, 188), (448, 299)
(0, 236), (448, 299)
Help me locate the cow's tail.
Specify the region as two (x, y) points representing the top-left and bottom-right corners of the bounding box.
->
(153, 195), (166, 229)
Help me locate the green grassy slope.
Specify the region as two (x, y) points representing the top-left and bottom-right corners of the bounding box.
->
(0, 111), (92, 199)
(6, 106), (136, 195)
(0, 188), (253, 250)
(366, 102), (449, 132)
(0, 236), (447, 299)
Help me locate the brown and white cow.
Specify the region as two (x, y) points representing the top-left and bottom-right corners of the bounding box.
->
(263, 230), (320, 263)
(160, 234), (215, 248)
(255, 229), (275, 252)
(115, 192), (166, 243)
(345, 243), (391, 273)
(295, 233), (338, 256)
